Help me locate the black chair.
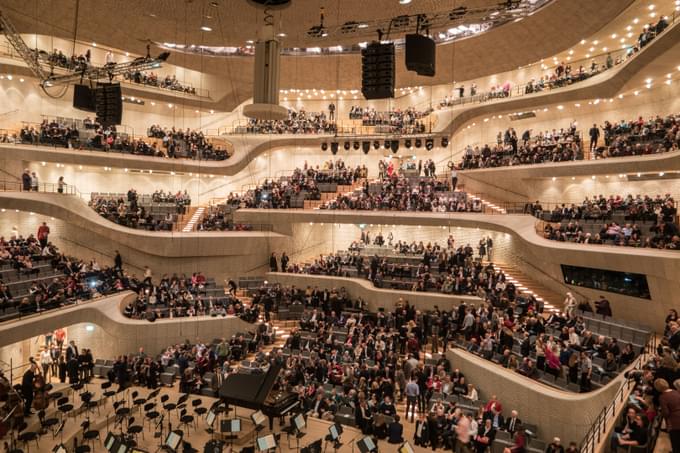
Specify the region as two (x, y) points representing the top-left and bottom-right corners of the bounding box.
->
(179, 413), (196, 433)
(82, 428), (100, 449)
(18, 431), (39, 452)
(128, 415), (144, 441)
(74, 445), (90, 453)
(145, 410), (160, 429)
(58, 403), (74, 420)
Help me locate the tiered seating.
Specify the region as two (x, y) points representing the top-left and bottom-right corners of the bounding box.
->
(89, 191), (189, 231)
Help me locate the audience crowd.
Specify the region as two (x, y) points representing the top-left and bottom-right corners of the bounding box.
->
(89, 189), (191, 231)
(348, 106), (433, 134)
(440, 15), (669, 108)
(243, 109), (337, 135)
(0, 228), (128, 316)
(16, 120), (230, 161)
(535, 193), (680, 249)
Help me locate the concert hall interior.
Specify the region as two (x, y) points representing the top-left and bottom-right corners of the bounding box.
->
(0, 0), (680, 452)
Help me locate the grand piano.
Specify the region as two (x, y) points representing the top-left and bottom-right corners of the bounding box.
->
(219, 363), (300, 418)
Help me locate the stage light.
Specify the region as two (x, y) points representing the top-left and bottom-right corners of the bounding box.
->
(404, 139), (412, 149)
(441, 137), (449, 147)
(415, 138), (422, 148)
(343, 141), (350, 151)
(321, 143), (328, 151)
(373, 141), (380, 150)
(425, 138), (434, 150)
(353, 141), (360, 150)
(383, 140), (390, 149)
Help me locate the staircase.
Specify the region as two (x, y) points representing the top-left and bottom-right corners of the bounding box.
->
(492, 263), (564, 313)
(178, 206), (205, 232)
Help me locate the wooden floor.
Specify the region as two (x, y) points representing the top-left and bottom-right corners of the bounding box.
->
(13, 379), (430, 453)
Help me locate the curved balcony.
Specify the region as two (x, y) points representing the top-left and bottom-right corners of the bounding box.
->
(0, 291), (252, 356)
(1, 16), (678, 175)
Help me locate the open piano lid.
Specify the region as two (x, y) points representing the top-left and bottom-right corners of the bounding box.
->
(219, 363), (282, 410)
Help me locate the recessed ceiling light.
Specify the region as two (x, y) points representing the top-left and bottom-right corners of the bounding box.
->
(276, 32), (287, 37)
(399, 0), (412, 4)
(201, 26), (212, 31)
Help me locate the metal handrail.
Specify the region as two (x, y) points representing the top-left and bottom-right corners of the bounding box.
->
(0, 179), (77, 195)
(578, 333), (657, 453)
(438, 11), (678, 110)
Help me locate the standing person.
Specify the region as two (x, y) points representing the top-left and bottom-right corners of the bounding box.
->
(588, 124), (600, 153)
(37, 222), (50, 249)
(57, 176), (66, 194)
(21, 169), (31, 191)
(39, 347), (52, 380)
(54, 328), (66, 349)
(269, 253), (278, 272)
(66, 340), (79, 362)
(450, 165), (458, 191)
(114, 250), (123, 270)
(21, 363), (36, 416)
(564, 292), (577, 319)
(328, 103), (336, 122)
(30, 172), (39, 191)
(657, 378), (680, 453)
(486, 237), (493, 261)
(594, 296), (612, 317)
(280, 252), (289, 272)
(404, 377), (419, 423)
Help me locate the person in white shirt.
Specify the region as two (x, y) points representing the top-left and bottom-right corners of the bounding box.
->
(40, 348), (53, 379)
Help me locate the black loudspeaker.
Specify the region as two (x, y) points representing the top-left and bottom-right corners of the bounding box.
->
(73, 84), (96, 112)
(95, 82), (123, 127)
(405, 34), (436, 77)
(390, 140), (399, 153)
(362, 141), (370, 154)
(361, 42), (395, 100)
(331, 142), (339, 154)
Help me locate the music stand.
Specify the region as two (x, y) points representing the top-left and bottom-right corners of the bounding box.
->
(105, 432), (117, 452)
(324, 424), (343, 452)
(163, 430), (183, 452)
(356, 436), (377, 453)
(52, 445), (67, 453)
(286, 413), (306, 449)
(256, 434), (277, 452)
(397, 441), (415, 453)
(206, 410), (217, 435)
(220, 418), (241, 447)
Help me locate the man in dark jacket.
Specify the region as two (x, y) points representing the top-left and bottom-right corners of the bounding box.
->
(21, 364), (36, 416)
(22, 170), (32, 191)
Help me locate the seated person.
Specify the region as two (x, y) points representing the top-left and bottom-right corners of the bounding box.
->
(388, 414), (404, 444)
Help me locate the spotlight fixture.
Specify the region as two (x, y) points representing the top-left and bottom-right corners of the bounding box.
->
(441, 137), (449, 147)
(362, 141), (370, 154)
(405, 139), (412, 149)
(344, 141), (351, 151)
(331, 142), (339, 154)
(390, 140), (399, 153)
(353, 141), (360, 150)
(321, 143), (328, 151)
(383, 140), (390, 149)
(425, 138), (434, 150)
(415, 138), (422, 148)
(373, 140), (381, 150)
